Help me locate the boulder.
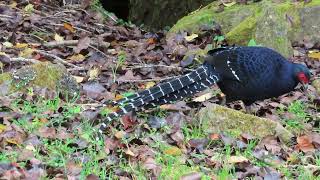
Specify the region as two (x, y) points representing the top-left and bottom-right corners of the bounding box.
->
(0, 62), (79, 98)
(196, 103), (294, 144)
(169, 1), (320, 57)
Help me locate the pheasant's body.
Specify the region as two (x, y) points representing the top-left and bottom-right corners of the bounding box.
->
(207, 47), (298, 105)
(98, 46), (311, 136)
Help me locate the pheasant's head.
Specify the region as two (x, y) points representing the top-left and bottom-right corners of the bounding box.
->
(293, 63), (311, 85)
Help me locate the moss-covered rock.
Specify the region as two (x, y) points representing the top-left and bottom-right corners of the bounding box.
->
(312, 79), (320, 95)
(169, 1), (320, 57)
(197, 103), (294, 144)
(0, 62), (79, 98)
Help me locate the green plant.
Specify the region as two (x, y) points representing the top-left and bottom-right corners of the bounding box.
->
(213, 35), (225, 48)
(112, 51), (127, 82)
(281, 101), (308, 131)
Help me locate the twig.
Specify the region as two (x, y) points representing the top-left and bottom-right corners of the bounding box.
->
(88, 45), (113, 62)
(67, 67), (86, 71)
(10, 57), (40, 64)
(0, 14), (13, 19)
(43, 40), (78, 47)
(34, 50), (81, 69)
(48, 23), (91, 33)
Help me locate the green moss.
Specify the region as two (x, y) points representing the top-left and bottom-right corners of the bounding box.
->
(226, 12), (260, 45)
(31, 62), (66, 90)
(169, 8), (215, 33)
(197, 104), (294, 144)
(0, 62), (73, 96)
(0, 73), (12, 84)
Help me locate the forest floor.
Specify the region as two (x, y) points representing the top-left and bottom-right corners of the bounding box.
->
(0, 1), (320, 179)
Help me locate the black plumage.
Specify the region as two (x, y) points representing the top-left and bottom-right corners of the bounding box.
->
(98, 46), (311, 136)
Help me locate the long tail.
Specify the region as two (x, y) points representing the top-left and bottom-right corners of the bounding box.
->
(98, 64), (219, 136)
(145, 75), (219, 107)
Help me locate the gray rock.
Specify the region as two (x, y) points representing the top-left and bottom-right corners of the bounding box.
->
(196, 103), (294, 144)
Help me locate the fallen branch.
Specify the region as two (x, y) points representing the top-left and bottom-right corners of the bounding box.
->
(34, 50), (82, 69)
(10, 57), (40, 64)
(43, 40), (78, 47)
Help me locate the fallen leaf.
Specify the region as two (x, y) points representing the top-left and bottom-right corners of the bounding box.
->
(3, 42), (13, 48)
(15, 43), (28, 49)
(114, 130), (126, 139)
(144, 81), (155, 89)
(66, 161), (82, 176)
(180, 172), (202, 180)
(193, 92), (213, 102)
(209, 133), (220, 140)
(222, 1), (236, 7)
(88, 66), (101, 81)
(86, 174), (100, 180)
(24, 4), (34, 13)
(163, 146), (182, 156)
(68, 54), (86, 62)
(38, 127), (56, 139)
(19, 48), (33, 58)
(54, 33), (64, 42)
(147, 38), (156, 44)
(160, 101), (191, 111)
(72, 75), (85, 83)
(184, 34), (198, 42)
(63, 23), (75, 33)
(125, 148), (136, 157)
(308, 51), (320, 60)
(0, 124), (6, 133)
(228, 156), (249, 164)
(75, 37), (91, 53)
(117, 70), (141, 81)
(170, 130), (184, 145)
(296, 135), (315, 152)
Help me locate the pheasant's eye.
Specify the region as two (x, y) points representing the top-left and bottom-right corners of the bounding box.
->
(297, 72), (309, 84)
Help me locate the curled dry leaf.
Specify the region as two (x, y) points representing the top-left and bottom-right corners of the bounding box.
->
(180, 172), (202, 180)
(296, 135), (315, 153)
(125, 148), (136, 157)
(193, 92), (214, 102)
(160, 101), (191, 111)
(38, 127), (56, 139)
(163, 146), (182, 156)
(228, 156), (249, 164)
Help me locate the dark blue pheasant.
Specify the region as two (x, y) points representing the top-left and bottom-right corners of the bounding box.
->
(98, 46), (311, 136)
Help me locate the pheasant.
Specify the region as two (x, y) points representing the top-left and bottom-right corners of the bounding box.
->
(98, 46), (311, 136)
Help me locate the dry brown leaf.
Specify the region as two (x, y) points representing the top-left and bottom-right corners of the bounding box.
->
(54, 33), (64, 42)
(68, 54), (86, 62)
(228, 156), (249, 164)
(184, 34), (198, 42)
(73, 75), (85, 83)
(0, 124), (6, 133)
(163, 146), (182, 156)
(308, 51), (320, 60)
(125, 148), (136, 157)
(193, 92), (213, 102)
(15, 43), (28, 48)
(63, 23), (75, 33)
(296, 135), (315, 152)
(114, 130), (126, 139)
(38, 127), (56, 139)
(88, 66), (101, 81)
(180, 172), (202, 180)
(209, 133), (220, 140)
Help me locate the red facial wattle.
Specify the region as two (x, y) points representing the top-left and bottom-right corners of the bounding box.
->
(297, 72), (309, 84)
